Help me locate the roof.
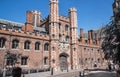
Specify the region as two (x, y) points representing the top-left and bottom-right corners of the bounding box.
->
(34, 27), (46, 32)
(0, 18), (24, 27)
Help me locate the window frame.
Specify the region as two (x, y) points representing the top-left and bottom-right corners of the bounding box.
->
(21, 57), (28, 65)
(12, 39), (19, 49)
(24, 41), (31, 50)
(0, 38), (6, 48)
(35, 42), (40, 50)
(44, 43), (49, 51)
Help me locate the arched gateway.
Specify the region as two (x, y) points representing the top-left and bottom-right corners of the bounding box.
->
(59, 53), (69, 71)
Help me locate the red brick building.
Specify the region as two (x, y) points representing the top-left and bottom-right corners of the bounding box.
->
(0, 0), (106, 71)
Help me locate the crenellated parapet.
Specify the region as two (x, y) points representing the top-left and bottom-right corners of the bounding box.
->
(0, 28), (50, 40)
(59, 15), (69, 22)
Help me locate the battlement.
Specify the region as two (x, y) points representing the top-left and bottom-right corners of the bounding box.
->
(59, 15), (69, 22)
(50, 0), (58, 3)
(0, 27), (49, 40)
(31, 10), (41, 15)
(0, 19), (24, 27)
(69, 8), (77, 12)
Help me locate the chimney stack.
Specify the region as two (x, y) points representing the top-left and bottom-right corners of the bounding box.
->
(22, 11), (34, 32)
(80, 28), (85, 43)
(90, 30), (94, 40)
(88, 30), (92, 44)
(95, 33), (99, 45)
(26, 11), (33, 24)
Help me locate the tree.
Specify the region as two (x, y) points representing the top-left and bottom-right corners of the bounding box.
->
(101, 20), (120, 65)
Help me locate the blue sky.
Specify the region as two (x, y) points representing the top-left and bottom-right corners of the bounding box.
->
(0, 0), (113, 33)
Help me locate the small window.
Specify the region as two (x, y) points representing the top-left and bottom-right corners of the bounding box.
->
(85, 40), (88, 44)
(66, 36), (69, 41)
(24, 41), (30, 50)
(44, 43), (49, 51)
(12, 39), (19, 49)
(98, 49), (100, 53)
(98, 58), (100, 63)
(84, 48), (86, 50)
(35, 42), (40, 50)
(44, 57), (48, 65)
(52, 59), (55, 63)
(0, 38), (6, 48)
(73, 48), (76, 51)
(65, 25), (69, 31)
(21, 57), (28, 65)
(52, 34), (55, 38)
(85, 58), (87, 63)
(59, 23), (61, 30)
(59, 34), (62, 40)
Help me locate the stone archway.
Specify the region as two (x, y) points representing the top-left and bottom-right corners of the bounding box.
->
(59, 53), (69, 71)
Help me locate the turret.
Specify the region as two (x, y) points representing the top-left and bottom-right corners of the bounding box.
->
(95, 33), (99, 45)
(32, 10), (41, 27)
(49, 0), (59, 40)
(69, 7), (78, 69)
(69, 8), (78, 44)
(49, 0), (59, 71)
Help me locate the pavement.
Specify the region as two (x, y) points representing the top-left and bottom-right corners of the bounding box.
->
(6, 69), (117, 77)
(85, 71), (117, 77)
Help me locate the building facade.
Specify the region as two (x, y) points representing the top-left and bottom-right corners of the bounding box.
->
(0, 0), (106, 71)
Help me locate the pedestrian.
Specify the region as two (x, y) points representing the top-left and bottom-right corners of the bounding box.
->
(108, 64), (111, 71)
(51, 67), (53, 75)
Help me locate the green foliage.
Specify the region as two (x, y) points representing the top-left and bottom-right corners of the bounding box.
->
(101, 21), (120, 64)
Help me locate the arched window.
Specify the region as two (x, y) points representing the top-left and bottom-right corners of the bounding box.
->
(44, 57), (48, 65)
(44, 43), (49, 51)
(0, 37), (6, 48)
(24, 41), (30, 50)
(65, 25), (69, 31)
(35, 42), (40, 50)
(21, 56), (28, 65)
(12, 39), (19, 49)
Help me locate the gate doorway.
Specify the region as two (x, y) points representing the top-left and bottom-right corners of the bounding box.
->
(59, 53), (68, 71)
